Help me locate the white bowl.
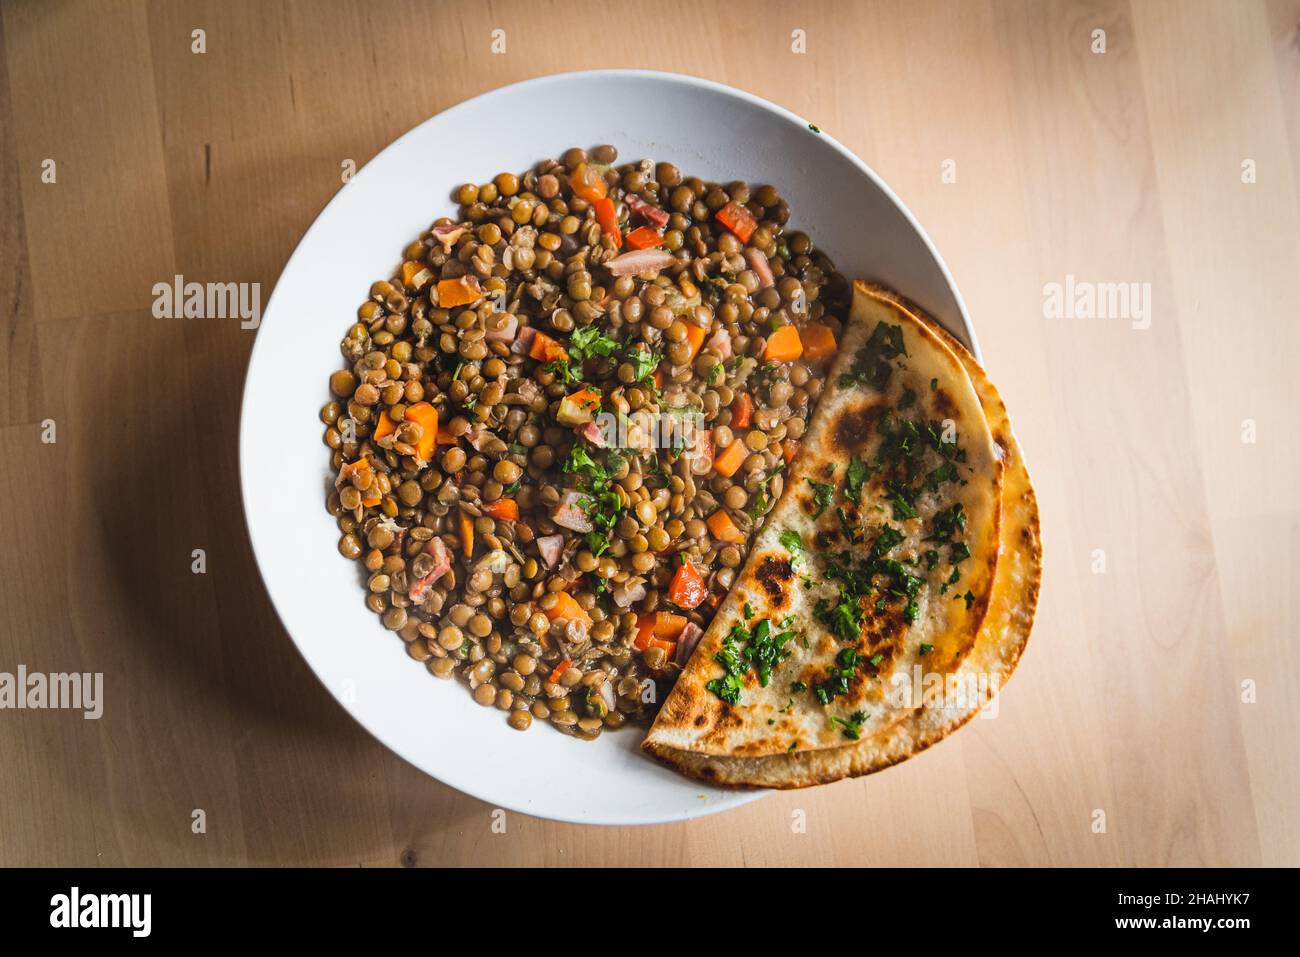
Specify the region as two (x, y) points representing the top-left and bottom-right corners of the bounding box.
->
(240, 70), (977, 826)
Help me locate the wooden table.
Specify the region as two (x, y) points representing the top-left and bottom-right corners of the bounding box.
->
(1, 0), (1296, 867)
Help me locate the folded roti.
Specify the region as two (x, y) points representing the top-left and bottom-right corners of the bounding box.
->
(644, 284), (1041, 786)
(643, 281), (1004, 760)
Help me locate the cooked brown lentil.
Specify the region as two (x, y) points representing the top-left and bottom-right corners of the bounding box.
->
(325, 146), (847, 739)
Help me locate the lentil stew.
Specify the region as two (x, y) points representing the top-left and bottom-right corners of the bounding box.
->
(322, 145), (848, 740)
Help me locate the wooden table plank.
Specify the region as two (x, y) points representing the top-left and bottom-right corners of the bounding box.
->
(2, 0), (176, 322)
(1132, 0), (1300, 866)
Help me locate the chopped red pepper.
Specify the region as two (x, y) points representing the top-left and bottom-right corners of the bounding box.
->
(548, 658), (573, 684)
(624, 226), (663, 250)
(594, 197), (622, 249)
(731, 392), (753, 429)
(715, 201), (757, 243)
(667, 560), (708, 610)
(568, 163), (607, 203)
(482, 498), (519, 521)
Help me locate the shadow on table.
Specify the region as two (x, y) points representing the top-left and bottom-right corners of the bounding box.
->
(80, 316), (476, 863)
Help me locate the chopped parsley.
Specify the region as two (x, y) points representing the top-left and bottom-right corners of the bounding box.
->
(835, 506), (860, 545)
(543, 356), (581, 385)
(623, 343), (661, 383)
(844, 454), (872, 502)
(779, 529), (807, 569)
(840, 321), (907, 390)
(814, 647), (860, 705)
(705, 618), (795, 705)
(705, 629), (748, 705)
(929, 502), (967, 541)
(567, 324), (619, 363)
(805, 478), (835, 518)
(745, 618), (794, 688)
(887, 480), (918, 520)
(563, 446), (626, 558)
(829, 710), (868, 740)
(923, 461), (959, 492)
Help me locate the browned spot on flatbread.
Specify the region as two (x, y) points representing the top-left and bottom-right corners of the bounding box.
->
(931, 385), (958, 419)
(860, 601), (906, 649)
(755, 556), (793, 607)
(735, 737), (787, 757)
(831, 399), (886, 454)
(697, 704), (745, 749)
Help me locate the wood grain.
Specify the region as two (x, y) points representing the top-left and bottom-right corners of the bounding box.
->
(0, 0), (1295, 866)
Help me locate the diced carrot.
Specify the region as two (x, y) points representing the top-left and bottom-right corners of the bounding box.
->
(594, 197), (622, 249)
(652, 612), (687, 638)
(339, 456), (369, 478)
(482, 498), (519, 521)
(633, 611), (685, 653)
(548, 658), (573, 684)
(436, 276), (482, 308)
(568, 163), (607, 203)
(401, 259), (434, 291)
(404, 401), (439, 462)
(568, 386), (602, 410)
(545, 591), (593, 629)
(667, 560), (708, 610)
(782, 439), (800, 465)
(372, 410), (397, 441)
(459, 511), (474, 560)
(684, 322), (706, 362)
(633, 613), (686, 651)
(624, 226), (663, 250)
(801, 322), (837, 362)
(633, 613), (656, 651)
(713, 440), (747, 478)
(764, 324), (804, 362)
(652, 365), (664, 390)
(715, 201), (757, 243)
(529, 330), (568, 363)
(731, 392), (753, 430)
(706, 509), (746, 545)
(646, 638), (676, 659)
(436, 425), (457, 444)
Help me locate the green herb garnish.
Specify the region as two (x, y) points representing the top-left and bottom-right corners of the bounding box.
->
(568, 324), (619, 363)
(840, 321), (907, 390)
(805, 478), (835, 518)
(829, 710), (868, 740)
(844, 454), (871, 503)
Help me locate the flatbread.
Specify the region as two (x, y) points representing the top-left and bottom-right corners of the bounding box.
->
(643, 281), (1004, 759)
(644, 284), (1041, 787)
